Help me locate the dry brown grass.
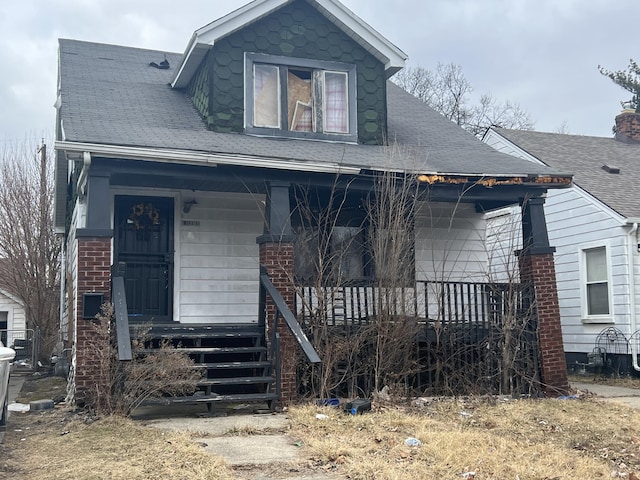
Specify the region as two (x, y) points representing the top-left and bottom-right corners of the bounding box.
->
(1, 407), (234, 479)
(5, 374), (640, 479)
(288, 397), (640, 479)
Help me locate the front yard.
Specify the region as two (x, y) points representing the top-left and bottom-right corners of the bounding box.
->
(2, 374), (640, 479)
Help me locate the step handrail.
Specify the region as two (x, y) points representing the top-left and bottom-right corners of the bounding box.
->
(259, 267), (321, 364)
(112, 263), (132, 361)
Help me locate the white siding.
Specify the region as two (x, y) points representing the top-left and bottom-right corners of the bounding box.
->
(178, 192), (264, 324)
(545, 187), (631, 354)
(486, 206), (522, 283)
(63, 198), (81, 345)
(0, 290), (26, 348)
(415, 202), (488, 282)
(484, 129), (636, 356)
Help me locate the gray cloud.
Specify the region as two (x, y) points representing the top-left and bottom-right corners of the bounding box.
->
(1, 0), (638, 145)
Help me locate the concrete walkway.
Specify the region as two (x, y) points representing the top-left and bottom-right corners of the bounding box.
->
(571, 381), (640, 409)
(134, 405), (344, 480)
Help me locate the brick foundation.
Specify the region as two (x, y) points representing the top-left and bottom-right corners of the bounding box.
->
(74, 236), (112, 404)
(258, 240), (298, 405)
(519, 252), (569, 395)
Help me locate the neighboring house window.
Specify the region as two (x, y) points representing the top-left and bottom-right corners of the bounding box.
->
(246, 53), (356, 142)
(582, 246), (611, 320)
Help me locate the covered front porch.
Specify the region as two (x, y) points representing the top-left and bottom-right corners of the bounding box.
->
(65, 155), (568, 407)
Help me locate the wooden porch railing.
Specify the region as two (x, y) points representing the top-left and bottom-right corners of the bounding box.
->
(259, 267), (321, 363)
(295, 279), (539, 396)
(296, 280), (533, 329)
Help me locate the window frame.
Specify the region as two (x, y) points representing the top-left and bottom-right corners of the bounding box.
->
(293, 218), (416, 287)
(580, 243), (614, 323)
(245, 52), (357, 143)
(293, 222), (374, 286)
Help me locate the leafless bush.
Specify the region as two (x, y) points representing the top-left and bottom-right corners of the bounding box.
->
(294, 147), (422, 399)
(364, 167), (421, 395)
(0, 139), (61, 361)
(292, 183), (372, 398)
(87, 304), (202, 416)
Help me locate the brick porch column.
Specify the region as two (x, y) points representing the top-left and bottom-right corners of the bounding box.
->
(520, 197), (569, 396)
(257, 181), (298, 405)
(72, 168), (113, 405)
(74, 234), (112, 405)
(257, 240), (297, 405)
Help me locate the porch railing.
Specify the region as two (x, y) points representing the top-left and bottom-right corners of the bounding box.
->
(296, 280), (532, 326)
(295, 280), (540, 396)
(112, 262), (132, 361)
(259, 267), (321, 363)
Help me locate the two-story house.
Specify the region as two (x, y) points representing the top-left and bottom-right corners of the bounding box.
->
(55, 0), (573, 409)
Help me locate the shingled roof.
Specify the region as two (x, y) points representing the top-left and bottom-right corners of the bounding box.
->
(491, 127), (640, 219)
(56, 39), (567, 180)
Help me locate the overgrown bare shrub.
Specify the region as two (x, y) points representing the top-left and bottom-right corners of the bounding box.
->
(294, 152), (543, 399)
(364, 167), (421, 395)
(294, 147), (422, 399)
(87, 304), (202, 415)
(293, 183), (372, 399)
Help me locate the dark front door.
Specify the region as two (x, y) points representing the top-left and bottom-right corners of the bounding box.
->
(114, 195), (174, 323)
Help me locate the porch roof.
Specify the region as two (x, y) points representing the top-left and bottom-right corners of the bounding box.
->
(56, 39), (570, 183)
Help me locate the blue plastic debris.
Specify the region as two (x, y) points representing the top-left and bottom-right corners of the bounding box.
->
(404, 437), (422, 447)
(317, 398), (340, 407)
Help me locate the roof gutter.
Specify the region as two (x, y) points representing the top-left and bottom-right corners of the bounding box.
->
(627, 221), (640, 371)
(54, 140), (362, 175)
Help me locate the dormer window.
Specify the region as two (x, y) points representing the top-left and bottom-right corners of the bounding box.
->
(245, 53), (357, 142)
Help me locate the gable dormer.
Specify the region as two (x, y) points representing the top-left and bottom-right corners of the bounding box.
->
(172, 0), (407, 145)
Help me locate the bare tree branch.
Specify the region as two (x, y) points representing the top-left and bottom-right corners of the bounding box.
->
(0, 138), (61, 361)
(392, 64), (535, 136)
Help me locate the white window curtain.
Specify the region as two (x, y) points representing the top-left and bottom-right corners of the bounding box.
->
(323, 71), (348, 133)
(253, 65), (280, 128)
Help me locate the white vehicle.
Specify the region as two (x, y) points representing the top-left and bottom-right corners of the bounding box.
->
(0, 341), (16, 428)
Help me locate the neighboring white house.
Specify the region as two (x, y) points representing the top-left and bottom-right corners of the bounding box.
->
(0, 288), (26, 349)
(483, 112), (640, 372)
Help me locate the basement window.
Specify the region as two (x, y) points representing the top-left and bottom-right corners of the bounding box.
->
(246, 53), (357, 142)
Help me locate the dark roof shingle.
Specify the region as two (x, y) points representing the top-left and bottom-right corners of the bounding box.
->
(494, 127), (640, 218)
(58, 39), (564, 179)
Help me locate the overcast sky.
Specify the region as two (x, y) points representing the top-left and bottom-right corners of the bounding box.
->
(1, 0), (638, 148)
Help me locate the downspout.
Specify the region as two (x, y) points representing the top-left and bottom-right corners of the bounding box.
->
(77, 151), (91, 199)
(628, 222), (640, 371)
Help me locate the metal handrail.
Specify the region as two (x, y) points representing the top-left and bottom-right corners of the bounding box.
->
(112, 263), (132, 361)
(259, 266), (321, 364)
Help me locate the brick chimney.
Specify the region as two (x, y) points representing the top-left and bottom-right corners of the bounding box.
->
(615, 110), (640, 143)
